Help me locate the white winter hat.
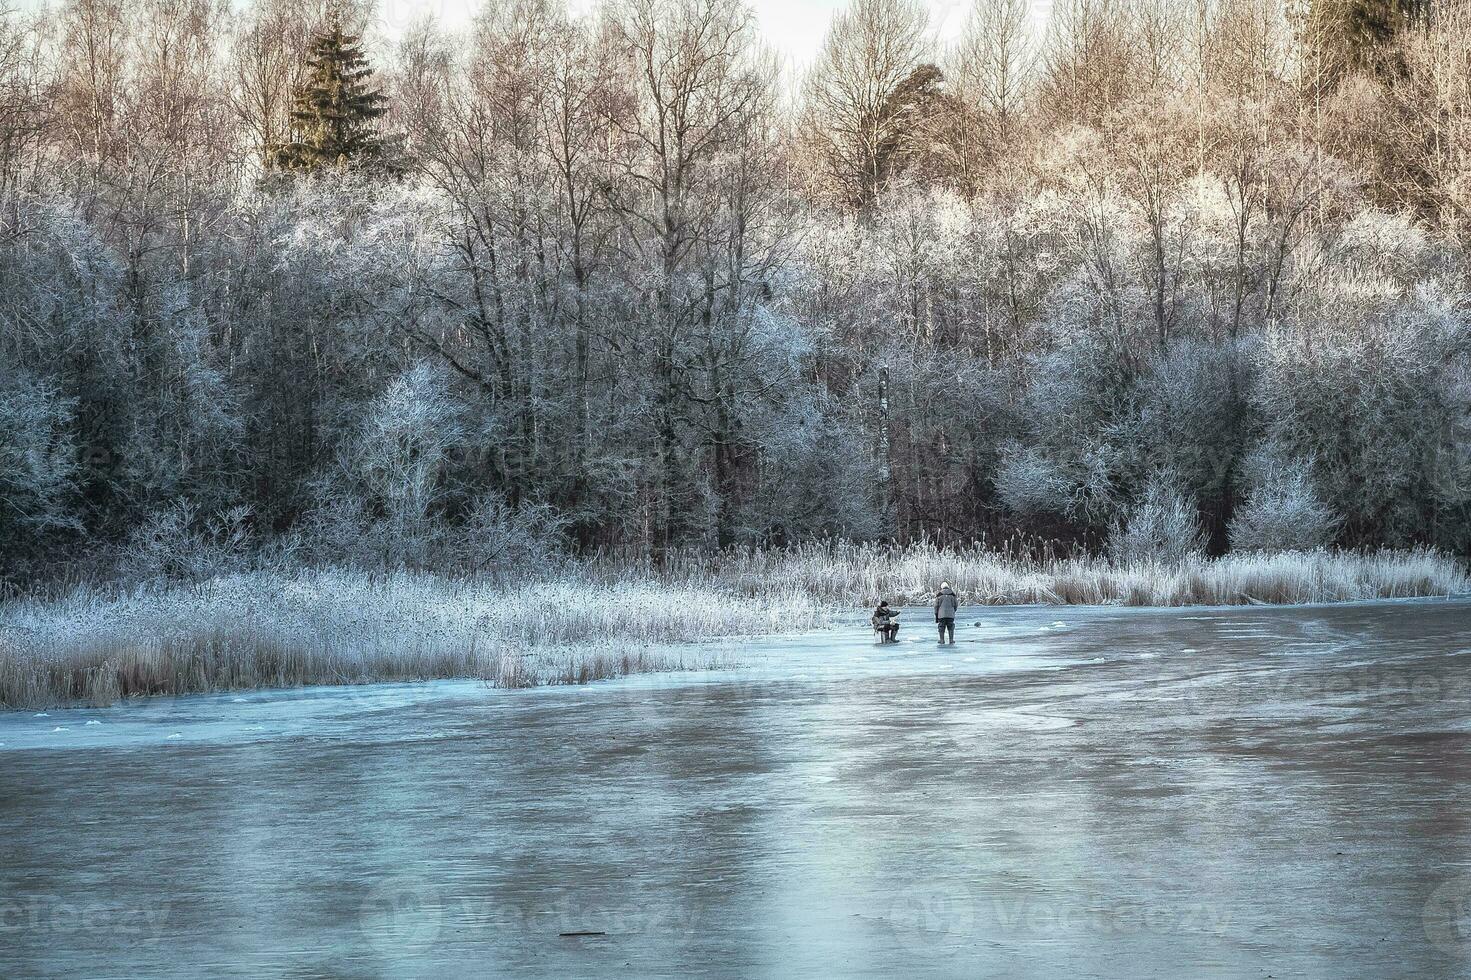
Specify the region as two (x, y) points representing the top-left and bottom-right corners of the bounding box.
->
(941, 582), (950, 589)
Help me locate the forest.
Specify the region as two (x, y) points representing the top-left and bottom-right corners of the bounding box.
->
(2, 0), (1470, 589)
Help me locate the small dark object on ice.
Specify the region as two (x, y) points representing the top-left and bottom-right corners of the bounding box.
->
(560, 931), (607, 937)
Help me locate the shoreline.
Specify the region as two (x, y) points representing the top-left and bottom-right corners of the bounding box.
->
(3, 548), (1466, 710)
(6, 594), (1469, 735)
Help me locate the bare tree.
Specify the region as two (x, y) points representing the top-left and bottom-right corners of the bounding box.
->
(799, 0), (929, 208)
(947, 0), (1034, 189)
(0, 6), (48, 195)
(1039, 0), (1138, 125)
(539, 16), (615, 470)
(125, 0), (234, 275)
(1128, 0), (1186, 96)
(55, 0), (129, 166)
(608, 0), (772, 546)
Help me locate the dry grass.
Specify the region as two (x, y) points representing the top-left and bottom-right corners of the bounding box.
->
(0, 569), (823, 708)
(3, 545), (1465, 709)
(630, 542), (1469, 607)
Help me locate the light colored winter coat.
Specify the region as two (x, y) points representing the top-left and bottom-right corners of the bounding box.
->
(934, 588), (958, 619)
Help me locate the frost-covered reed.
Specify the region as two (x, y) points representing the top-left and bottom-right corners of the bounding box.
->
(631, 542), (1470, 607)
(0, 569), (827, 708)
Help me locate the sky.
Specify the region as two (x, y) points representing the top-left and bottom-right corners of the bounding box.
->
(374, 0), (1056, 71)
(17, 0), (1054, 76)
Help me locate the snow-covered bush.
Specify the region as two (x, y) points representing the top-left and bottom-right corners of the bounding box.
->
(995, 444), (1072, 515)
(455, 495), (570, 573)
(740, 391), (886, 544)
(1229, 453), (1339, 552)
(1107, 477), (1206, 565)
(1138, 338), (1252, 515)
(305, 362), (465, 570)
(1250, 300), (1470, 548)
(997, 340), (1138, 528)
(119, 501), (254, 582)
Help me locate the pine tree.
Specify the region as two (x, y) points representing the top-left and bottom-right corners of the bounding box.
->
(272, 18), (388, 171)
(873, 64), (950, 193)
(1307, 0), (1429, 79)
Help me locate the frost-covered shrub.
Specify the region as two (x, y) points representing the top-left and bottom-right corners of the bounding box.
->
(1138, 338), (1252, 511)
(995, 444), (1072, 515)
(1250, 299), (1470, 547)
(0, 367), (78, 560)
(119, 501), (254, 582)
(455, 495), (570, 573)
(1330, 210), (1430, 291)
(1229, 454), (1339, 552)
(306, 362), (465, 569)
(998, 340), (1138, 528)
(353, 362), (464, 532)
(1107, 478), (1206, 565)
(741, 393), (885, 544)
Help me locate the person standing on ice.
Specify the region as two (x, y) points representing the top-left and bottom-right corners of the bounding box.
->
(934, 583), (959, 645)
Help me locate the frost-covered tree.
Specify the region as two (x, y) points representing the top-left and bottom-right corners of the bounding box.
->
(309, 362), (464, 569)
(0, 367), (79, 562)
(1, 0), (1470, 585)
(1107, 475), (1207, 565)
(119, 501), (253, 581)
(1039, 0), (1141, 125)
(1229, 451), (1340, 551)
(948, 0), (1035, 186)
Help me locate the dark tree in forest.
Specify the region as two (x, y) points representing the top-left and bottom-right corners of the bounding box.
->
(1309, 0), (1429, 78)
(873, 63), (949, 188)
(273, 18), (388, 170)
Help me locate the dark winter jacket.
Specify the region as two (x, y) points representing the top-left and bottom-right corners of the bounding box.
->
(934, 588), (958, 620)
(872, 605), (897, 627)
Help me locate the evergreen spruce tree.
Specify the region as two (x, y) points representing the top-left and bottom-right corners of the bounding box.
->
(873, 64), (949, 195)
(273, 18), (389, 171)
(1307, 0), (1428, 79)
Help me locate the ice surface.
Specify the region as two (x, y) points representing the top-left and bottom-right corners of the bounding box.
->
(2, 597), (1469, 979)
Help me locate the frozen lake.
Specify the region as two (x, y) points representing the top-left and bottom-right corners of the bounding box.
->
(3, 599), (1470, 978)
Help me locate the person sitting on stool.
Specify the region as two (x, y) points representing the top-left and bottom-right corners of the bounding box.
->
(872, 601), (900, 643)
